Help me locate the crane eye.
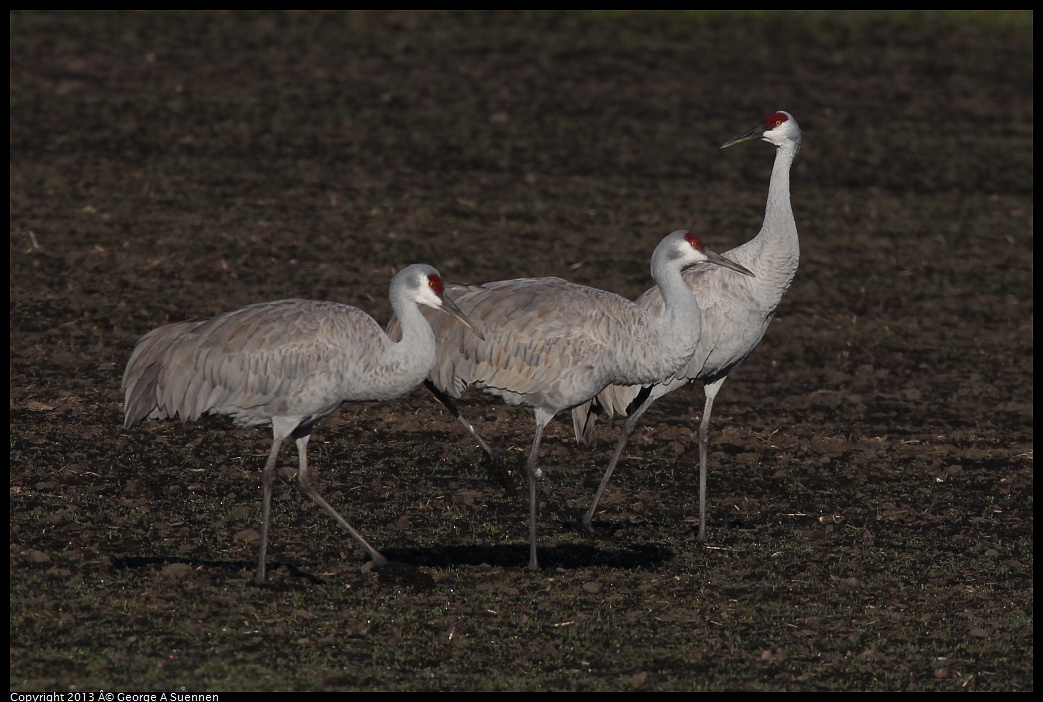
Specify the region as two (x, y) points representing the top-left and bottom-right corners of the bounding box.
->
(427, 274), (444, 295)
(683, 232), (704, 250)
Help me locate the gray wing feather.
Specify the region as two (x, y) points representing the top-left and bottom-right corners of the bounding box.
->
(426, 278), (641, 410)
(123, 300), (385, 430)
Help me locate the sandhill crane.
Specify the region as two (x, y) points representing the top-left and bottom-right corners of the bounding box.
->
(574, 111), (802, 542)
(121, 264), (484, 584)
(391, 231), (753, 571)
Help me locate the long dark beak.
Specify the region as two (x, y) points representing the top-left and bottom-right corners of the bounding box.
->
(441, 292), (485, 340)
(703, 248), (755, 277)
(721, 124), (766, 150)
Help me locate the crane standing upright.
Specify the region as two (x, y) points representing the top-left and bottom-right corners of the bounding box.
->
(574, 111), (803, 542)
(391, 231), (753, 571)
(121, 264), (483, 584)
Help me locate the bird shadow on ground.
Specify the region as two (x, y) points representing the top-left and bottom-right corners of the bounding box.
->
(382, 542), (674, 571)
(111, 542), (674, 588)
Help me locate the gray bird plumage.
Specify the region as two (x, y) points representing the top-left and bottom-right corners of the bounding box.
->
(121, 263), (483, 584)
(574, 111), (802, 541)
(391, 231), (753, 571)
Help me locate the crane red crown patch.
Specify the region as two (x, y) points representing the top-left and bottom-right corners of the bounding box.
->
(684, 232), (705, 250)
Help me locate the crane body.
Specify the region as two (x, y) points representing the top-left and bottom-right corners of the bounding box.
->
(122, 264), (483, 584)
(575, 111), (803, 541)
(392, 231), (753, 570)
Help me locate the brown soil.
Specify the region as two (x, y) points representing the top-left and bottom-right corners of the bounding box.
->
(10, 10), (1032, 692)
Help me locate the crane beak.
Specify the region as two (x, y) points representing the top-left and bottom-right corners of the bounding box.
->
(720, 125), (766, 150)
(703, 249), (755, 277)
(440, 292), (485, 340)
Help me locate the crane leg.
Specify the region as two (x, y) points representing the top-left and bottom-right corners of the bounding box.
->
(255, 434), (286, 584)
(423, 380), (519, 497)
(292, 430), (389, 568)
(525, 413), (551, 572)
(581, 391), (656, 534)
(696, 378), (724, 543)
(423, 380), (501, 462)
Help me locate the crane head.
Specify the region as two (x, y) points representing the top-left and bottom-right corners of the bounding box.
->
(658, 230), (755, 278)
(424, 272), (485, 340)
(680, 232), (756, 277)
(720, 111), (800, 151)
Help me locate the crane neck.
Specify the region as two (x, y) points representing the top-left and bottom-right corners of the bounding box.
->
(733, 139), (799, 284)
(386, 293), (438, 376)
(766, 141), (797, 239)
(650, 248), (703, 343)
(608, 250), (705, 386)
(391, 294), (435, 342)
